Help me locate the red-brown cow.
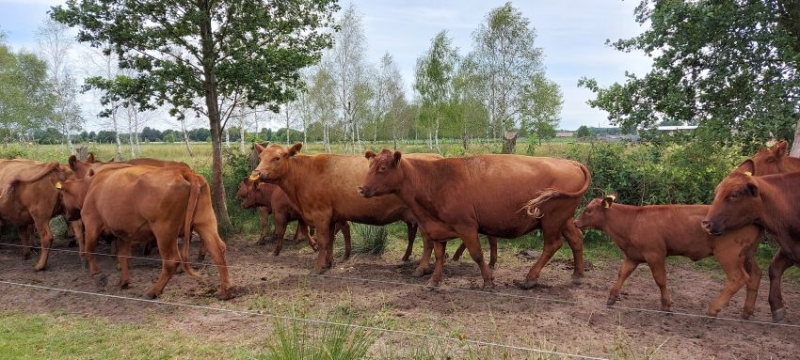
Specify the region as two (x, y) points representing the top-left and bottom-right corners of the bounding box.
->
(0, 159), (77, 270)
(735, 140), (800, 175)
(57, 164), (232, 299)
(703, 163), (800, 322)
(575, 196), (762, 318)
(236, 177), (354, 256)
(358, 149), (590, 289)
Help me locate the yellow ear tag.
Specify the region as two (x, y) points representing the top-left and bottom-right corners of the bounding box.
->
(604, 202), (610, 209)
(744, 171), (752, 177)
(248, 174), (259, 181)
(54, 181), (63, 189)
(603, 195), (616, 208)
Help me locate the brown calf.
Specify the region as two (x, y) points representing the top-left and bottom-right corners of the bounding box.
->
(576, 196), (762, 318)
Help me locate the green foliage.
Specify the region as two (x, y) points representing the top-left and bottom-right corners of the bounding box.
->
(575, 125), (591, 139)
(0, 41), (55, 141)
(352, 224), (388, 255)
(578, 0), (800, 146)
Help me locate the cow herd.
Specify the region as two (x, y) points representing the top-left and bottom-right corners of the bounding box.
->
(0, 140), (798, 323)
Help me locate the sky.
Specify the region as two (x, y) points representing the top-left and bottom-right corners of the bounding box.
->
(0, 0), (652, 131)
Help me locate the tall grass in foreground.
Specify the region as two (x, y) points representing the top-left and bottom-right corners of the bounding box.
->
(351, 224), (388, 255)
(261, 312), (375, 360)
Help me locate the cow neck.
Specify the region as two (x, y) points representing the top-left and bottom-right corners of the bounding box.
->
(274, 155), (307, 207)
(599, 204), (637, 241)
(396, 157), (434, 203)
(751, 175), (792, 232)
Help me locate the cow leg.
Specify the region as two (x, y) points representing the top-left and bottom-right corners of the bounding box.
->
(116, 239), (133, 289)
(460, 231), (494, 290)
(335, 221), (352, 260)
(426, 241), (447, 289)
(452, 243), (467, 262)
(521, 228), (563, 289)
(402, 222), (417, 262)
(768, 249), (793, 322)
(145, 235), (181, 299)
(741, 246), (762, 320)
(82, 221), (104, 283)
(272, 212), (288, 256)
(644, 257), (672, 312)
(296, 220), (318, 251)
(194, 224), (232, 300)
(561, 221), (585, 283)
(257, 206), (271, 245)
(310, 218), (334, 274)
(19, 224), (35, 260)
(68, 220), (85, 263)
(414, 234), (434, 277)
(487, 236), (498, 268)
(608, 257), (639, 306)
(32, 217), (55, 271)
(708, 246), (748, 317)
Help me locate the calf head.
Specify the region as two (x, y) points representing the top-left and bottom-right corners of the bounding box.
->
(68, 152), (99, 179)
(53, 176), (91, 222)
(236, 177), (260, 209)
(358, 149), (403, 198)
(702, 172), (762, 236)
(251, 143), (301, 182)
(736, 140), (799, 176)
(574, 195), (615, 230)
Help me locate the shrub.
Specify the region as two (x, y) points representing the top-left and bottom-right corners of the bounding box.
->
(351, 224), (388, 255)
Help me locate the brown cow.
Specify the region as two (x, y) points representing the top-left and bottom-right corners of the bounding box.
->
(735, 140), (800, 175)
(0, 159), (77, 270)
(575, 196), (762, 318)
(703, 163), (800, 322)
(358, 149), (590, 289)
(236, 177), (354, 256)
(57, 164), (232, 299)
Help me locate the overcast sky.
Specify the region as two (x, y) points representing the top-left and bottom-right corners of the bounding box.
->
(0, 0), (652, 131)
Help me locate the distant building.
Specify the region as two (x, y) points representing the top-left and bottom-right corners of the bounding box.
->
(656, 125), (698, 134)
(556, 131), (574, 138)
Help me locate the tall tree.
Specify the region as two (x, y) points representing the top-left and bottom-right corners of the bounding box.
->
(520, 73), (562, 145)
(51, 0), (339, 229)
(309, 66), (337, 152)
(330, 3), (367, 153)
(415, 30), (459, 154)
(471, 2), (548, 146)
(450, 54), (490, 150)
(37, 19), (82, 153)
(578, 0), (800, 153)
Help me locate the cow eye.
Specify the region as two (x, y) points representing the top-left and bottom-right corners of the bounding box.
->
(729, 192), (739, 199)
(272, 156), (280, 162)
(378, 166), (386, 173)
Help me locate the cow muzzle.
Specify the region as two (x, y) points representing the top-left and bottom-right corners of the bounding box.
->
(701, 219), (723, 236)
(357, 186), (373, 198)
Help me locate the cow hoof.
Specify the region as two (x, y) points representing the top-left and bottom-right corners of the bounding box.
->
(143, 292), (158, 300)
(33, 263), (46, 272)
(518, 279), (538, 290)
(425, 281), (439, 290)
(310, 268), (327, 275)
(272, 250), (281, 256)
(216, 289), (234, 300)
(413, 267), (433, 277)
(119, 281), (130, 290)
(571, 275), (583, 285)
(772, 307), (786, 322)
(482, 282), (496, 291)
(256, 238), (268, 246)
(606, 298), (617, 307)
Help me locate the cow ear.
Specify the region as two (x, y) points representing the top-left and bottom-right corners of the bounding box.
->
(393, 151), (402, 166)
(737, 160), (755, 175)
(774, 140), (788, 157)
(288, 143), (302, 157)
(68, 155), (78, 169)
(602, 195), (616, 209)
(746, 183), (759, 197)
(254, 143), (266, 154)
(365, 150), (376, 160)
(87, 152), (95, 163)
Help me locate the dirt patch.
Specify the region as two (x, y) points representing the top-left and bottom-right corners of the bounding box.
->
(1, 236), (799, 359)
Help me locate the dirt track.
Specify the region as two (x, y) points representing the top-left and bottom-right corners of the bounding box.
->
(1, 236), (799, 359)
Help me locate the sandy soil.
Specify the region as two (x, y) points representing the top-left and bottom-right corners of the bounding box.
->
(0, 235), (799, 359)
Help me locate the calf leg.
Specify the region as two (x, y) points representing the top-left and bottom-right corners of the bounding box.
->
(68, 220), (85, 263)
(645, 257), (672, 312)
(32, 217), (54, 271)
(608, 258), (639, 306)
(295, 220), (318, 251)
(742, 246), (762, 320)
(708, 247), (748, 317)
(194, 223), (232, 300)
(82, 221), (103, 280)
(334, 221), (351, 260)
(310, 218), (334, 274)
(561, 221), (585, 283)
(461, 232), (494, 290)
(257, 206), (270, 245)
(768, 249), (793, 322)
(426, 241), (447, 289)
(145, 236), (181, 299)
(453, 236), (498, 268)
(19, 224), (34, 260)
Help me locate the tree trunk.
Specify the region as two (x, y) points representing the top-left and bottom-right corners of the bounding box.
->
(180, 119), (194, 157)
(791, 117), (800, 157)
(112, 108), (123, 160)
(208, 107), (233, 231)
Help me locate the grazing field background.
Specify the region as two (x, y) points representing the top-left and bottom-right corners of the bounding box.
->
(1, 139), (799, 359)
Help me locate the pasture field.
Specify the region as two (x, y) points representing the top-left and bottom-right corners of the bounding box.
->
(1, 141), (799, 359)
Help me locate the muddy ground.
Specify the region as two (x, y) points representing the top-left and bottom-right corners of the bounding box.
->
(0, 235), (799, 359)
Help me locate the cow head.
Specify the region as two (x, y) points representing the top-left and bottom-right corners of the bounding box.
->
(251, 143), (301, 182)
(736, 140), (792, 176)
(702, 172), (762, 236)
(236, 177), (260, 209)
(358, 148), (403, 198)
(68, 152), (104, 179)
(574, 195), (615, 230)
(53, 175), (91, 222)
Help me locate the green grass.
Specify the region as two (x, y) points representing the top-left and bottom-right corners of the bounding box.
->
(0, 312), (260, 359)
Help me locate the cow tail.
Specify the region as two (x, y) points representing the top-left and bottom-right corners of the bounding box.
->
(181, 170), (202, 278)
(521, 161), (592, 218)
